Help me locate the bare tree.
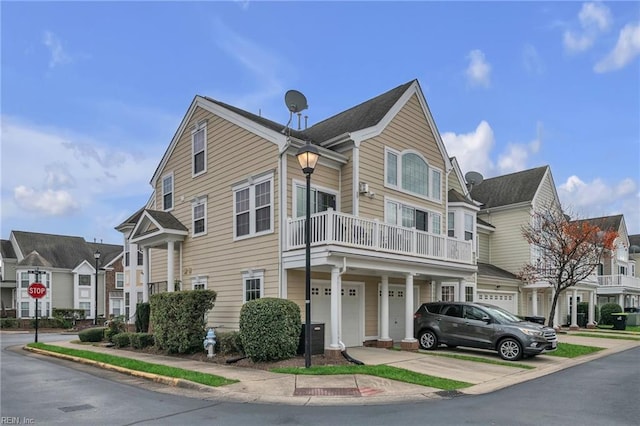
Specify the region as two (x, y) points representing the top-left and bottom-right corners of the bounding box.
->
(519, 206), (617, 327)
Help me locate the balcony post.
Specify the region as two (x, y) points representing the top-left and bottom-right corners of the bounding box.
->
(327, 209), (334, 244)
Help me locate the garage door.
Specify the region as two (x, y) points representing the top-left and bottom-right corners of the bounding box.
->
(477, 291), (517, 314)
(382, 285), (420, 342)
(311, 282), (363, 347)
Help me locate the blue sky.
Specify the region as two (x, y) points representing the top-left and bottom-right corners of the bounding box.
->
(2, 1), (639, 245)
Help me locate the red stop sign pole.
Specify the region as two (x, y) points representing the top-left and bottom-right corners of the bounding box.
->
(28, 282), (47, 343)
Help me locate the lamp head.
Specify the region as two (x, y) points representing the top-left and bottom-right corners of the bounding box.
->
(296, 142), (320, 175)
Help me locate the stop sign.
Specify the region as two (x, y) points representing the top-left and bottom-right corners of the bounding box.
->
(28, 282), (47, 299)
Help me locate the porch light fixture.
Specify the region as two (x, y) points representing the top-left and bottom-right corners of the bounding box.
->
(297, 142), (320, 368)
(94, 249), (101, 326)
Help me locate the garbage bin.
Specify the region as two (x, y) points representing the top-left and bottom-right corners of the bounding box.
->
(297, 323), (325, 355)
(611, 313), (628, 331)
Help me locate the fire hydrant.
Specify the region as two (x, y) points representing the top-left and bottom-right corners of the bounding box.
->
(203, 328), (216, 358)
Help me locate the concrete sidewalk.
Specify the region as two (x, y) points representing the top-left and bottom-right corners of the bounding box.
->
(22, 331), (640, 406)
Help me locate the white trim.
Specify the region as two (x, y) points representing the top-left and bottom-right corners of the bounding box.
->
(191, 275), (208, 290)
(291, 179), (339, 218)
(115, 272), (124, 289)
(233, 172), (275, 241)
(242, 269), (264, 303)
(383, 195), (443, 234)
(192, 197), (208, 237)
(384, 147), (443, 203)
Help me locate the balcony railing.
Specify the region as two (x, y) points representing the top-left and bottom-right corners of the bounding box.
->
(286, 209), (473, 264)
(597, 275), (640, 289)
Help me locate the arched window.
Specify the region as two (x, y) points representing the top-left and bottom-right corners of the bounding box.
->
(385, 148), (441, 201)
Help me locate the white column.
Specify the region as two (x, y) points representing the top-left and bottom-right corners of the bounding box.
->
(436, 280), (442, 301)
(587, 290), (595, 327)
(142, 247), (150, 302)
(570, 288), (579, 328)
(380, 275), (391, 342)
(618, 293), (624, 308)
(330, 267), (340, 349)
(553, 288), (560, 328)
(167, 241), (175, 292)
(403, 273), (416, 342)
(532, 289), (538, 316)
(458, 280), (465, 302)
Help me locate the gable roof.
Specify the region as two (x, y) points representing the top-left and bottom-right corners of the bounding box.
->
(1, 240), (16, 259)
(10, 231), (123, 270)
(571, 215), (624, 233)
(477, 262), (519, 280)
(17, 250), (53, 268)
(115, 206), (145, 232)
(470, 166), (549, 210)
(448, 188), (475, 206)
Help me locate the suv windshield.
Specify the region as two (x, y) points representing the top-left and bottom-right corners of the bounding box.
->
(482, 305), (522, 323)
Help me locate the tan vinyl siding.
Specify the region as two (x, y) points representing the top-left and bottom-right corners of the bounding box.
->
(480, 207), (531, 274)
(358, 94), (446, 221)
(341, 151), (354, 214)
(478, 232), (491, 263)
(448, 172), (465, 194)
(51, 272), (73, 309)
(286, 154), (340, 219)
(532, 170), (556, 210)
(150, 106), (282, 330)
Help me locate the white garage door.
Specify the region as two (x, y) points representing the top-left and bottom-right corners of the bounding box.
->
(478, 291), (517, 314)
(382, 285), (420, 342)
(311, 281), (363, 347)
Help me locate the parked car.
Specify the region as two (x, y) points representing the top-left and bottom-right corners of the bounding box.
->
(413, 302), (557, 361)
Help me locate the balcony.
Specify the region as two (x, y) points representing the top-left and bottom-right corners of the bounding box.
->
(597, 275), (640, 289)
(286, 209), (473, 264)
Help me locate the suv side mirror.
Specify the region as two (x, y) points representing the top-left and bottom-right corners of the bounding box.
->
(482, 315), (491, 323)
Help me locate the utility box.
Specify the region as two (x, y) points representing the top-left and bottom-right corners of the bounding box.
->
(297, 323), (325, 355)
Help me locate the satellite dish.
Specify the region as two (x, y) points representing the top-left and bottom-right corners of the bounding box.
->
(285, 90), (308, 113)
(465, 171), (484, 189)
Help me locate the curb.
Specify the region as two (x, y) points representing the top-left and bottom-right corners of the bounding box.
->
(22, 346), (216, 393)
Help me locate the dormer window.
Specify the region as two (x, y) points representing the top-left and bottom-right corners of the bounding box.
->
(385, 147), (441, 201)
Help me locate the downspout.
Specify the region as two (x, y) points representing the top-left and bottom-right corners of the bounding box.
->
(337, 257), (364, 365)
(278, 137), (292, 299)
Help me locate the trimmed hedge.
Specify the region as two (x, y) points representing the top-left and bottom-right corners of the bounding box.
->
(239, 298), (301, 362)
(600, 303), (623, 325)
(150, 289), (217, 354)
(0, 318), (19, 328)
(130, 332), (155, 349)
(112, 332), (133, 348)
(216, 331), (244, 355)
(135, 303), (150, 333)
(52, 308), (86, 320)
(79, 327), (107, 342)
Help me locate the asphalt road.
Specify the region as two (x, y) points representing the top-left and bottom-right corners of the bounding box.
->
(2, 332), (639, 425)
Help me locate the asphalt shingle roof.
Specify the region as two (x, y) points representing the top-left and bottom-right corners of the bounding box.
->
(477, 262), (519, 280)
(470, 166), (548, 210)
(571, 215), (623, 233)
(1, 240), (16, 259)
(145, 210), (188, 231)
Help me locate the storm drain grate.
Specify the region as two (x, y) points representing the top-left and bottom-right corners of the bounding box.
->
(294, 387), (361, 396)
(58, 404), (95, 413)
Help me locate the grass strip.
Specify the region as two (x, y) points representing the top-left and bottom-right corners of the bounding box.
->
(271, 364), (472, 390)
(571, 333), (640, 341)
(27, 343), (237, 387)
(545, 342), (604, 358)
(417, 351), (535, 369)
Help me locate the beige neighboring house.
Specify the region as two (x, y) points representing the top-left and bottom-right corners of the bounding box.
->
(0, 231), (122, 321)
(117, 80), (480, 352)
(580, 216), (640, 309)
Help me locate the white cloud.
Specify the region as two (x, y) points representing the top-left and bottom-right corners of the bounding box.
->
(594, 22), (640, 73)
(465, 49), (491, 88)
(442, 121), (495, 177)
(558, 175), (640, 233)
(523, 44), (545, 74)
(14, 186), (79, 216)
(42, 31), (71, 68)
(563, 2), (611, 53)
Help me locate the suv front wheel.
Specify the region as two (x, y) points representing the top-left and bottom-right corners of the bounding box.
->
(418, 330), (438, 350)
(498, 337), (523, 361)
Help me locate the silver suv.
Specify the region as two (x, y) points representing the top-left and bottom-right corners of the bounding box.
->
(413, 302), (557, 361)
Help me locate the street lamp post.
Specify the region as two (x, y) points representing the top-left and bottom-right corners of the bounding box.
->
(296, 142), (320, 368)
(94, 250), (101, 326)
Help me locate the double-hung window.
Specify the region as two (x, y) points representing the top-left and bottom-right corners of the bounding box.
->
(385, 147), (442, 201)
(115, 272), (124, 289)
(386, 199), (441, 234)
(192, 197), (207, 236)
(162, 173), (173, 211)
(448, 212), (455, 237)
(294, 182), (337, 218)
(464, 213), (474, 241)
(20, 272), (29, 288)
(192, 276), (207, 290)
(242, 270), (264, 303)
(192, 123), (207, 176)
(233, 173), (273, 239)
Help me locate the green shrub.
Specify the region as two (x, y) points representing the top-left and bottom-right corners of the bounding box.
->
(216, 331), (244, 355)
(0, 318), (18, 329)
(135, 303), (150, 333)
(52, 308), (86, 320)
(130, 332), (155, 349)
(112, 332), (133, 348)
(150, 289), (217, 354)
(239, 298), (301, 362)
(29, 317), (70, 329)
(600, 303), (623, 325)
(104, 316), (127, 342)
(78, 327), (107, 342)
